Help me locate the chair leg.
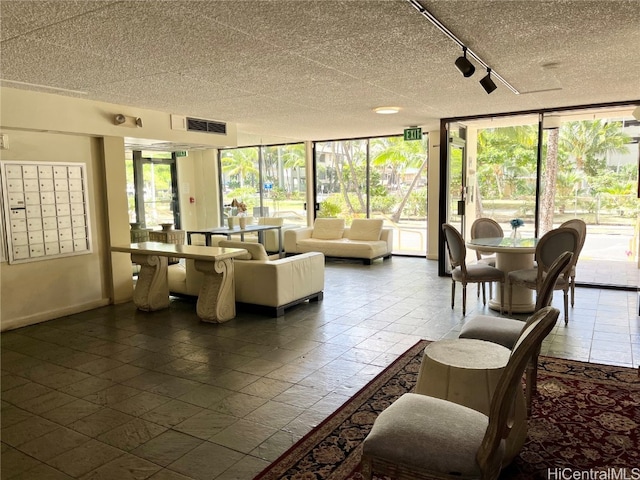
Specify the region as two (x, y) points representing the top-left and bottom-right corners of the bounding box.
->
(462, 283), (467, 316)
(481, 283), (487, 305)
(508, 281), (513, 316)
(525, 352), (540, 415)
(499, 282), (504, 314)
(563, 287), (569, 324)
(360, 456), (373, 480)
(570, 275), (575, 307)
(451, 280), (455, 309)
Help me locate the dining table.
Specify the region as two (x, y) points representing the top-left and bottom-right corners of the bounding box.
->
(466, 236), (539, 313)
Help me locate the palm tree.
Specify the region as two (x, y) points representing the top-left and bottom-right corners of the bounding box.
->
(221, 148), (259, 188)
(371, 137), (427, 222)
(560, 120), (630, 174)
(282, 144), (306, 193)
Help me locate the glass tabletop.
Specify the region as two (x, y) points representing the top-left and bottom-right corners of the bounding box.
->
(467, 236), (538, 249)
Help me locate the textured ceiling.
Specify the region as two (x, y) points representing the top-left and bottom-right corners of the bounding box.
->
(1, 0), (639, 148)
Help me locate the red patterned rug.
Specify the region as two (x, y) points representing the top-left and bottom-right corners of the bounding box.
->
(253, 340), (640, 480)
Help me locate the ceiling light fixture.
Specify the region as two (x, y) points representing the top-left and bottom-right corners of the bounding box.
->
(479, 68), (497, 94)
(455, 47), (475, 77)
(406, 0), (519, 95)
(374, 107), (400, 114)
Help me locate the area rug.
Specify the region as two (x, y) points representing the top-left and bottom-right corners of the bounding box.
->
(253, 339), (640, 480)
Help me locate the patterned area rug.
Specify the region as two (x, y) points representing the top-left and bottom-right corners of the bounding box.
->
(253, 340), (640, 480)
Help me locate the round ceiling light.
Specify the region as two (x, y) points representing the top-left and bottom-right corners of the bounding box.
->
(374, 106), (400, 115)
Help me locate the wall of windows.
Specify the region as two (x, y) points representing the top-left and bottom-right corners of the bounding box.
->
(315, 135), (429, 255)
(441, 105), (639, 289)
(219, 144), (307, 225)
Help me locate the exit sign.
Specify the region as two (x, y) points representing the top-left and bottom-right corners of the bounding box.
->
(404, 127), (422, 141)
(175, 151), (188, 157)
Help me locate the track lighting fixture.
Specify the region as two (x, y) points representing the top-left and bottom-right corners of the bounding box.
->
(454, 47), (475, 78)
(406, 0), (519, 94)
(480, 68), (497, 94)
(114, 114), (126, 125)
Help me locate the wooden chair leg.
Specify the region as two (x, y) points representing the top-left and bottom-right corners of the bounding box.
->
(563, 288), (569, 324)
(481, 283), (487, 305)
(525, 347), (542, 415)
(451, 280), (455, 309)
(508, 282), (513, 316)
(462, 283), (467, 316)
(360, 456), (373, 480)
(499, 282), (504, 314)
(570, 275), (576, 307)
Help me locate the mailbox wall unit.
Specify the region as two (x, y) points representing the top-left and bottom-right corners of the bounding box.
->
(1, 161), (93, 264)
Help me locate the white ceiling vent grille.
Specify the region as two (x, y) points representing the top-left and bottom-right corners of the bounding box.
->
(187, 117), (227, 135)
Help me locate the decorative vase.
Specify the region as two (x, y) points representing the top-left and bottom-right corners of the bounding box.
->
(239, 217), (247, 229)
(510, 227), (521, 240)
(160, 223), (174, 231)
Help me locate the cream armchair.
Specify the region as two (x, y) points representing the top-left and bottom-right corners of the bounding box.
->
(167, 241), (324, 316)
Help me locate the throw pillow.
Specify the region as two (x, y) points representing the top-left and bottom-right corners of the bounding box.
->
(312, 218), (345, 240)
(218, 240), (268, 261)
(348, 219), (384, 241)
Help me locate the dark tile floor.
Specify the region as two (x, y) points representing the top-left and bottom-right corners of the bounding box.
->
(2, 257), (638, 479)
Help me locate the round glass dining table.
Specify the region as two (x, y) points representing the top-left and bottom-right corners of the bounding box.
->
(466, 236), (539, 313)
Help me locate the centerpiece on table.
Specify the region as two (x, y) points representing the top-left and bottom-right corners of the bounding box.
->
(509, 218), (524, 240)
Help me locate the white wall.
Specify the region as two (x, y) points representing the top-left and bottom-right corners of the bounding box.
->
(0, 131), (111, 329)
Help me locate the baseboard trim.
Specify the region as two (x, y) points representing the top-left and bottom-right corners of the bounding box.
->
(1, 298), (111, 332)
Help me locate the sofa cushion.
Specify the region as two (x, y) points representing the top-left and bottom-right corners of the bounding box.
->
(312, 218), (345, 240)
(218, 240), (268, 261)
(297, 238), (389, 259)
(348, 219), (384, 241)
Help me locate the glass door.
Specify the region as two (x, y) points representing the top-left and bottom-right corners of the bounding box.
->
(539, 108), (639, 288)
(440, 105), (639, 290)
(127, 151), (180, 229)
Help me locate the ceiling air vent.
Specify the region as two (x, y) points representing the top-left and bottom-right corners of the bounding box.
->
(186, 117), (227, 135)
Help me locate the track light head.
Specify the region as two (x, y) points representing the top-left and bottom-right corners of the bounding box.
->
(114, 114), (126, 125)
(455, 47), (475, 77)
(480, 68), (497, 94)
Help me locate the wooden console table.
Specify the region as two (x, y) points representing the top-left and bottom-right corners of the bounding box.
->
(111, 242), (247, 323)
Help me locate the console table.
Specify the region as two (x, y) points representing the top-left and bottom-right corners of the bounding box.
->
(111, 242), (247, 323)
(187, 224), (283, 256)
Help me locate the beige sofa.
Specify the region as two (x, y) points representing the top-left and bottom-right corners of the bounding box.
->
(167, 241), (324, 317)
(284, 218), (393, 264)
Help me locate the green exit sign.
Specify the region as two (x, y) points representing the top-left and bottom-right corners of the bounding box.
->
(404, 127), (422, 141)
(175, 151), (188, 157)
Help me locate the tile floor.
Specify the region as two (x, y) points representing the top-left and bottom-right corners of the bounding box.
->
(2, 257), (638, 480)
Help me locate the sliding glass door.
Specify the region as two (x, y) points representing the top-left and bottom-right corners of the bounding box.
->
(441, 105), (639, 289)
(539, 108), (639, 288)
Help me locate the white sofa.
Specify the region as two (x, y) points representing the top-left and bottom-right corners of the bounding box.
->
(167, 241), (324, 317)
(284, 218), (393, 264)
